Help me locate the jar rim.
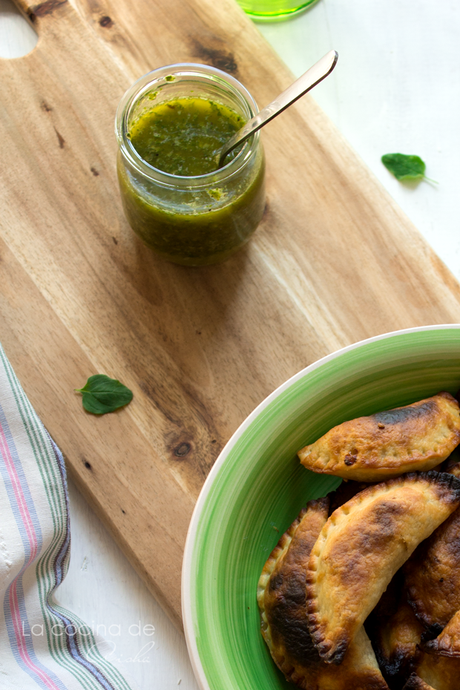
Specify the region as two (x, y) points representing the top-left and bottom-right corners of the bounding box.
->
(115, 63), (260, 189)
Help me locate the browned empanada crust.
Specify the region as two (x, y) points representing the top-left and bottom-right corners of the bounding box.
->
(306, 472), (460, 665)
(258, 497), (329, 675)
(410, 651), (460, 690)
(298, 392), (460, 482)
(405, 507), (460, 636)
(313, 628), (390, 690)
(367, 575), (424, 688)
(257, 498), (389, 689)
(402, 674), (435, 690)
(424, 609), (460, 658)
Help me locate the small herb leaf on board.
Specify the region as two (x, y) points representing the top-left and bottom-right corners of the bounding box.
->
(75, 374), (133, 415)
(381, 153), (429, 181)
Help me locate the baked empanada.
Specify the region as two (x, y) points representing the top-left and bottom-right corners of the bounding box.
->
(367, 572), (424, 689)
(409, 651), (460, 690)
(258, 497), (329, 677)
(424, 609), (460, 658)
(405, 507), (460, 636)
(442, 447), (460, 477)
(306, 472), (460, 665)
(257, 498), (389, 689)
(298, 392), (460, 481)
(402, 674), (435, 690)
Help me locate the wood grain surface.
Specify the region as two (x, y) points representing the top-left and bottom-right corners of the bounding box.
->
(2, 0), (460, 630)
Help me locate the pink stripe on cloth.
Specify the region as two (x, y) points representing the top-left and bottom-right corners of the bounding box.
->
(0, 344), (134, 690)
(0, 422), (61, 690)
(0, 424), (38, 561)
(9, 580), (62, 690)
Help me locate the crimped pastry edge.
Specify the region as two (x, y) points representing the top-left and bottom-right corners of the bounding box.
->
(257, 499), (328, 687)
(423, 609), (460, 658)
(305, 471), (460, 665)
(298, 392), (460, 481)
(404, 508), (460, 637)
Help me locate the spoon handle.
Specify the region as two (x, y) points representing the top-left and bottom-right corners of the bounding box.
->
(217, 49), (338, 168)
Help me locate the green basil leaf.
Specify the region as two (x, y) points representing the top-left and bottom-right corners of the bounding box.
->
(75, 374), (133, 415)
(381, 153), (427, 181)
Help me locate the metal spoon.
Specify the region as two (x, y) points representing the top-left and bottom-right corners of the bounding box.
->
(215, 49), (338, 169)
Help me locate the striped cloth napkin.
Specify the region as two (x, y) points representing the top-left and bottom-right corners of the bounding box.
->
(0, 345), (133, 690)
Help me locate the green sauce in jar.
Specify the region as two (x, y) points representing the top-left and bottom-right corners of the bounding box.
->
(128, 97), (244, 176)
(116, 64), (266, 266)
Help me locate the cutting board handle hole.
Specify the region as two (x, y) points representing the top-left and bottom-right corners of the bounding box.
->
(0, 0), (38, 59)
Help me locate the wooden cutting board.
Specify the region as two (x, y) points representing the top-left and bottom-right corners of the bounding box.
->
(2, 0), (460, 630)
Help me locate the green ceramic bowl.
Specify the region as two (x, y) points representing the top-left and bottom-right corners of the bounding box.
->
(182, 325), (460, 690)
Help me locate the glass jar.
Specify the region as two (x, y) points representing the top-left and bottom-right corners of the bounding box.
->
(115, 63), (266, 266)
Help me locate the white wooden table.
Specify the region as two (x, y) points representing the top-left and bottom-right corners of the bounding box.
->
(1, 1), (459, 687)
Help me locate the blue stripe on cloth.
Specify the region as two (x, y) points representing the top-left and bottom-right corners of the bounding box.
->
(0, 344), (134, 690)
(0, 401), (69, 690)
(46, 439), (119, 690)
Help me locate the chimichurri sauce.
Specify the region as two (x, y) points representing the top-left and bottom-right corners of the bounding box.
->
(128, 97), (244, 176)
(118, 93), (265, 266)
